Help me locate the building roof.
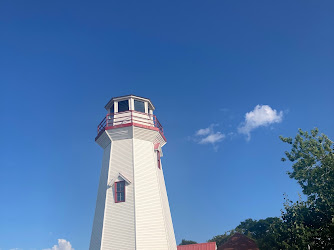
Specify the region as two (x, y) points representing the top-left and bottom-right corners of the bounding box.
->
(217, 233), (259, 250)
(177, 242), (217, 250)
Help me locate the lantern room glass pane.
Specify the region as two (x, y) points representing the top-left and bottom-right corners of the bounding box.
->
(134, 100), (145, 113)
(118, 100), (129, 112)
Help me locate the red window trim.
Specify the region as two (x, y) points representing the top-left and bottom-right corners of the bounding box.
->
(157, 150), (161, 169)
(114, 181), (125, 203)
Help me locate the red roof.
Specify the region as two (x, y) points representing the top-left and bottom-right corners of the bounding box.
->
(178, 242), (216, 250)
(218, 233), (259, 250)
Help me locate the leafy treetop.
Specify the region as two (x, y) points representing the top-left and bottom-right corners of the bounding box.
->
(179, 239), (198, 245)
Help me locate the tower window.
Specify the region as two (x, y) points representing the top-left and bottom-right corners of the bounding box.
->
(118, 100), (129, 112)
(157, 151), (161, 169)
(134, 100), (145, 113)
(115, 181), (125, 203)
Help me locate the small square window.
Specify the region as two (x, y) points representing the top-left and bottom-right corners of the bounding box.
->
(134, 100), (145, 113)
(118, 100), (129, 113)
(115, 181), (125, 203)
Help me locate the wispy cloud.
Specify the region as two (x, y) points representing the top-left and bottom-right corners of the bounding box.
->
(194, 124), (225, 150)
(42, 239), (74, 250)
(238, 105), (283, 140)
(198, 132), (225, 144)
(196, 127), (212, 136)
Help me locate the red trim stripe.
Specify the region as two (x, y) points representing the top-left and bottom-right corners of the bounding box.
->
(96, 122), (167, 142)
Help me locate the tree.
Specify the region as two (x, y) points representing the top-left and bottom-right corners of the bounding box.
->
(208, 231), (234, 247)
(208, 218), (282, 249)
(207, 128), (334, 249)
(279, 128), (334, 248)
(179, 239), (198, 245)
(235, 217), (281, 249)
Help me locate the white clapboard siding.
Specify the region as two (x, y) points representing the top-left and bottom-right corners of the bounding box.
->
(158, 161), (177, 249)
(101, 139), (136, 250)
(90, 125), (176, 250)
(107, 126), (133, 141)
(89, 142), (111, 250)
(133, 126), (166, 147)
(96, 131), (111, 149)
(134, 138), (176, 250)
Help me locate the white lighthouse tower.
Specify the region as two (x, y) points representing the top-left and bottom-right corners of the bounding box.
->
(90, 95), (177, 250)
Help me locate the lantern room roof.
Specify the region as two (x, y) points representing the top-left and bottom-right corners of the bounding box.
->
(104, 94), (155, 111)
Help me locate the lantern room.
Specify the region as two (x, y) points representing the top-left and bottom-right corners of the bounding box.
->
(96, 95), (164, 140)
(104, 95), (155, 114)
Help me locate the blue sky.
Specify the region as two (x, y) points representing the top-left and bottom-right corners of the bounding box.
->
(1, 0), (333, 249)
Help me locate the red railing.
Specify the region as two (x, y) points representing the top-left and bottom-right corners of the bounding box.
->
(97, 110), (164, 137)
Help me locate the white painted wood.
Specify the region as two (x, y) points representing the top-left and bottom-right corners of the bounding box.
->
(90, 97), (176, 250)
(133, 139), (177, 250)
(129, 98), (134, 111)
(114, 101), (118, 113)
(112, 111), (132, 126)
(107, 126), (133, 141)
(144, 101), (148, 114)
(89, 142), (112, 250)
(100, 139), (136, 250)
(96, 132), (111, 149)
(157, 160), (177, 249)
(133, 126), (166, 147)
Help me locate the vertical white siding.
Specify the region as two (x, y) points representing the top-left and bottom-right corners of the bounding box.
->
(101, 139), (136, 250)
(90, 142), (112, 250)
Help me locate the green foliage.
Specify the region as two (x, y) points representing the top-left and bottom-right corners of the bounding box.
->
(278, 128), (334, 248)
(207, 231), (234, 247)
(235, 217), (282, 249)
(272, 196), (316, 249)
(280, 128), (334, 204)
(208, 218), (282, 249)
(179, 239), (198, 245)
(207, 128), (334, 249)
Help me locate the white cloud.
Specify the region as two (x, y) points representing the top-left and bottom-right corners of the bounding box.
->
(195, 124), (225, 147)
(195, 127), (211, 136)
(42, 239), (74, 250)
(199, 132), (225, 144)
(238, 105), (283, 140)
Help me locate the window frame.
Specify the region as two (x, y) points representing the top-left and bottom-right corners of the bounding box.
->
(114, 181), (126, 203)
(157, 150), (161, 169)
(134, 100), (145, 113)
(117, 100), (129, 113)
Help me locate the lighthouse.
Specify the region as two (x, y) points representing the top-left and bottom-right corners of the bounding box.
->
(89, 95), (177, 250)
